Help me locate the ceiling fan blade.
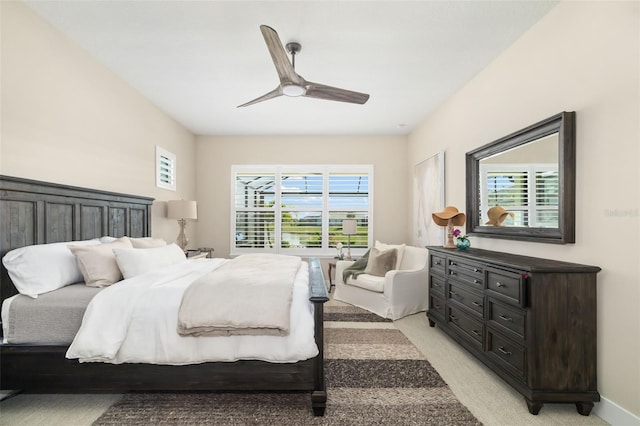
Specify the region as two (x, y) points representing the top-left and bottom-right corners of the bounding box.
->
(304, 81), (370, 105)
(260, 25), (303, 85)
(237, 87), (283, 108)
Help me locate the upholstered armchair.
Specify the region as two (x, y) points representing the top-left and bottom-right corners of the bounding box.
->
(333, 244), (429, 320)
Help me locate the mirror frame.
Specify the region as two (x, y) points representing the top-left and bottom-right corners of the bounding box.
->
(465, 111), (576, 244)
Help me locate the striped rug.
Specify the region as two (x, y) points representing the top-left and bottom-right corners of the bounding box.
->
(93, 303), (480, 425)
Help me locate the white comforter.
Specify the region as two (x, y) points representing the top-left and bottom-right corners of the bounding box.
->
(66, 258), (318, 365)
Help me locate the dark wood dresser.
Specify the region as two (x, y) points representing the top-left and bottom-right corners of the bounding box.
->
(426, 246), (600, 415)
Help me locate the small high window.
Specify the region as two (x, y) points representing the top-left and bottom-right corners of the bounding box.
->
(156, 146), (176, 191)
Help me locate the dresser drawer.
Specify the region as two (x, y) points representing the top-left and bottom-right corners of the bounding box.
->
(487, 329), (526, 381)
(448, 268), (484, 291)
(429, 274), (446, 298)
(429, 293), (446, 321)
(488, 298), (526, 340)
(430, 254), (446, 275)
(448, 305), (484, 349)
(448, 282), (484, 317)
(486, 267), (525, 307)
(448, 257), (484, 280)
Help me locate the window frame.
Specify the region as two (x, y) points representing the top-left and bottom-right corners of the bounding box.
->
(230, 164), (373, 257)
(479, 162), (558, 227)
(155, 146), (176, 191)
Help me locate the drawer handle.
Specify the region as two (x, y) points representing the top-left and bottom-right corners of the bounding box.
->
(473, 279), (480, 284)
(499, 314), (513, 322)
(433, 283), (441, 288)
(450, 261), (457, 266)
(496, 281), (506, 288)
(450, 271), (457, 276)
(449, 291), (458, 296)
(472, 301), (483, 307)
(472, 329), (481, 336)
(434, 304), (441, 309)
(434, 260), (441, 266)
(474, 268), (479, 273)
(449, 315), (458, 322)
(498, 346), (512, 356)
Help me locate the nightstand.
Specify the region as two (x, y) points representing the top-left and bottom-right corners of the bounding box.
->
(186, 250), (208, 259)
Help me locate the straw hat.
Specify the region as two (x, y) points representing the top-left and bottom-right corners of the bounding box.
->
(432, 206), (466, 226)
(485, 206), (515, 226)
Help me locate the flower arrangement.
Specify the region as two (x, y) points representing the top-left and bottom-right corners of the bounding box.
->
(334, 242), (344, 260)
(452, 229), (470, 250)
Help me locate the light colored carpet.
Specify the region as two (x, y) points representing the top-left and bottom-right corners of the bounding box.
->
(395, 311), (608, 426)
(0, 299), (608, 425)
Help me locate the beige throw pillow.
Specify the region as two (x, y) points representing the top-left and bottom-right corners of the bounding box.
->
(364, 247), (398, 277)
(375, 240), (406, 269)
(69, 237), (133, 287)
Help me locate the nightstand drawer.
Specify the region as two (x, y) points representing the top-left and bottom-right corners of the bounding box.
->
(486, 267), (524, 307)
(448, 305), (484, 348)
(429, 274), (446, 297)
(488, 298), (525, 340)
(487, 329), (526, 380)
(448, 282), (484, 318)
(187, 252), (208, 259)
(430, 254), (446, 275)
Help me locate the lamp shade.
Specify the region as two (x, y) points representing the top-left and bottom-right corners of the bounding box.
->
(342, 219), (357, 235)
(167, 200), (197, 220)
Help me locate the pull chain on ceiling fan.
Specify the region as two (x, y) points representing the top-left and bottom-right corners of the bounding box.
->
(238, 25), (370, 108)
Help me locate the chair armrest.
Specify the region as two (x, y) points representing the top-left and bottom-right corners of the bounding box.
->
(335, 260), (356, 285)
(383, 267), (429, 295)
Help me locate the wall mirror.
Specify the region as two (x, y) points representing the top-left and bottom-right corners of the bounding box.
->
(465, 112), (576, 243)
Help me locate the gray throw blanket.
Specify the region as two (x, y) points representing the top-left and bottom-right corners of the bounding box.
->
(342, 249), (371, 282)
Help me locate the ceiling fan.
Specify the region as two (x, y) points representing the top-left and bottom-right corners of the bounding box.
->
(238, 25), (370, 108)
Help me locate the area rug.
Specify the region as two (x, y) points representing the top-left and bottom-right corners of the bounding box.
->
(93, 304), (480, 425)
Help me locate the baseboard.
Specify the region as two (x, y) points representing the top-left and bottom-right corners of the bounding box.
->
(593, 396), (640, 425)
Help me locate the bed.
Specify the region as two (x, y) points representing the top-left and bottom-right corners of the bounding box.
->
(0, 175), (329, 416)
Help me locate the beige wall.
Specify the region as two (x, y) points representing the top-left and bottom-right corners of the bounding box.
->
(1, 1), (197, 243)
(4, 0), (638, 419)
(408, 1), (639, 418)
(195, 135), (408, 257)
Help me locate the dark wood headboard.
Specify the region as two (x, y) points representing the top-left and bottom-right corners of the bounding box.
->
(0, 175), (154, 301)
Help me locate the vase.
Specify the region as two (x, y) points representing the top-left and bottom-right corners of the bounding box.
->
(456, 238), (470, 251)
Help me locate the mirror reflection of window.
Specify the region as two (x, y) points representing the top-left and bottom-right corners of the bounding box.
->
(479, 133), (559, 228)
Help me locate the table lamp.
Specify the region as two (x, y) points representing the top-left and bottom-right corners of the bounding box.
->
(342, 219), (357, 260)
(167, 200), (197, 251)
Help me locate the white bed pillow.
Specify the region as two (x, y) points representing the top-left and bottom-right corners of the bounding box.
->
(69, 237), (133, 287)
(129, 237), (167, 248)
(113, 243), (187, 279)
(2, 239), (101, 298)
(375, 240), (406, 270)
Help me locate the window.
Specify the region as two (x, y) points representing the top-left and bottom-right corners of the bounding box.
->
(232, 165), (373, 256)
(480, 163), (558, 227)
(156, 146), (176, 191)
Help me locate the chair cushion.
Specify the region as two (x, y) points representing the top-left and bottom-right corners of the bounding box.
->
(346, 274), (385, 293)
(364, 247), (397, 277)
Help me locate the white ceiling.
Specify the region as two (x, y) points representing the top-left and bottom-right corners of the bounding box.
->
(24, 1), (558, 136)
